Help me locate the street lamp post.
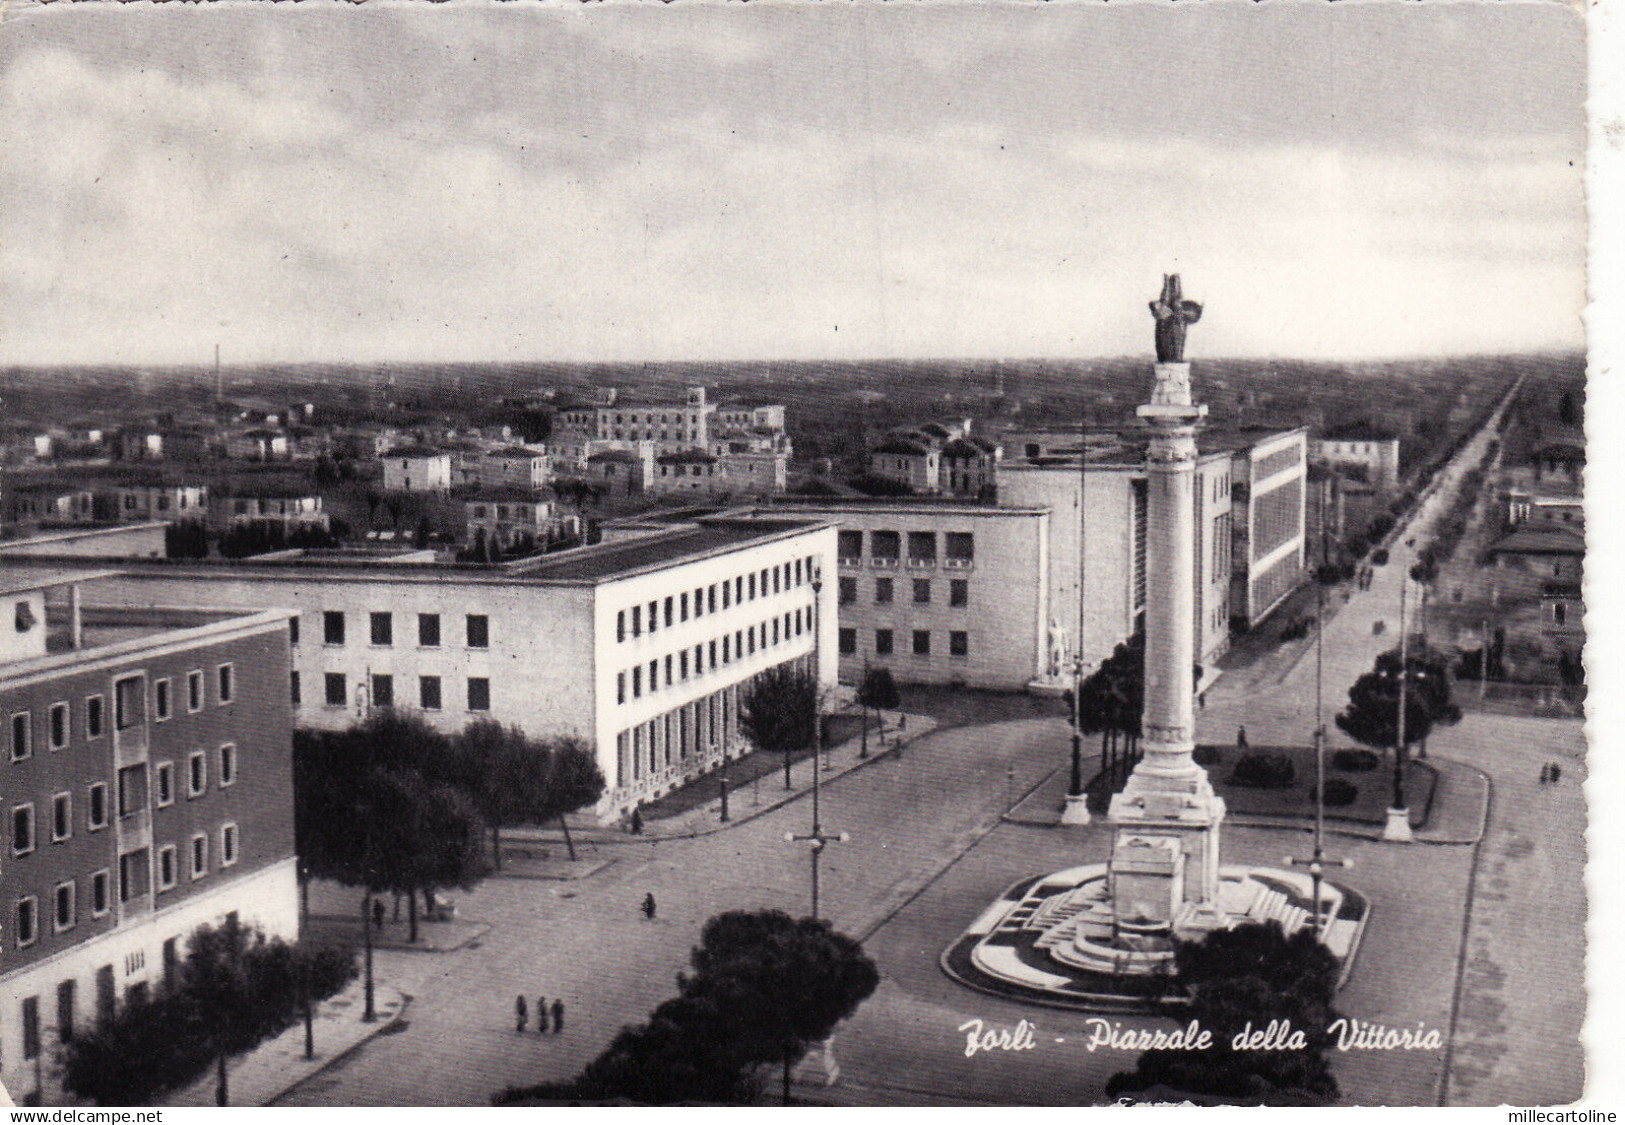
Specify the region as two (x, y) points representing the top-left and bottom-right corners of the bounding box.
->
(1289, 575), (1351, 935)
(1383, 578), (1414, 842)
(353, 679), (377, 1021)
(1060, 411), (1092, 826)
(786, 565), (849, 919)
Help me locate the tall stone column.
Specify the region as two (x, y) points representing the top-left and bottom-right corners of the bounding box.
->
(1107, 280), (1228, 925)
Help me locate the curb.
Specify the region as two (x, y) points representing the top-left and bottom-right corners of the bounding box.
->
(262, 988), (412, 1107)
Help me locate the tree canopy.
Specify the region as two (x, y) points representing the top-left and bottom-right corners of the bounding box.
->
(856, 666), (900, 713)
(740, 664), (819, 788)
(1107, 922), (1342, 1105)
(1334, 641), (1462, 753)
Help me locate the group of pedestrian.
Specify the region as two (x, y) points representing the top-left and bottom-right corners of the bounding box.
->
(515, 994), (565, 1035)
(1356, 567), (1374, 591)
(1540, 761), (1564, 785)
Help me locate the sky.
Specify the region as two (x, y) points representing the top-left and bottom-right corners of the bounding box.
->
(0, 1), (1588, 365)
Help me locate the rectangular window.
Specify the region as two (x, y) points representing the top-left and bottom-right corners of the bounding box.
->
(58, 979), (76, 1044)
(219, 743), (237, 787)
(722, 582), (731, 609)
(617, 672), (626, 704)
(680, 651), (689, 680)
(11, 711), (30, 761)
(86, 695), (104, 739)
(838, 628), (856, 655)
(191, 834), (207, 880)
(154, 680), (172, 722)
(118, 676), (147, 728)
(649, 659), (659, 690)
(52, 792), (72, 841)
(665, 597), (674, 628)
(158, 845), (177, 891)
(945, 532), (975, 562)
(468, 677), (491, 712)
(23, 994), (41, 1058)
(217, 663), (233, 704)
(632, 605), (642, 635)
(120, 849), (150, 902)
(289, 615), (300, 645)
(649, 600), (659, 632)
(950, 579), (969, 607)
(664, 655), (673, 686)
(950, 631), (969, 657)
(91, 870), (110, 916)
(88, 784), (108, 830)
(871, 530), (900, 561)
(709, 639), (718, 668)
(467, 614), (490, 648)
(420, 675), (442, 710)
(13, 803), (35, 855)
(908, 531), (936, 562)
(617, 610), (626, 643)
(372, 673), (394, 708)
(49, 701), (70, 747)
(371, 612), (393, 646)
(221, 823), (240, 866)
(875, 628), (894, 656)
(291, 671), (301, 707)
(324, 611), (346, 645)
(838, 577), (856, 606)
(156, 761), (174, 807)
(632, 667), (642, 698)
(874, 578), (894, 605)
(913, 579), (931, 605)
(187, 670), (203, 713)
(680, 592), (689, 621)
(418, 613), (441, 647)
(749, 573), (757, 600)
(17, 898), (38, 949)
(708, 586), (717, 613)
(325, 673), (347, 707)
(722, 636), (730, 664)
(913, 630), (931, 656)
(55, 880), (75, 932)
(187, 752), (206, 798)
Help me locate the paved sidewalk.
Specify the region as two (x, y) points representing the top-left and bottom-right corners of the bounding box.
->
(167, 977), (409, 1107)
(508, 711), (940, 844)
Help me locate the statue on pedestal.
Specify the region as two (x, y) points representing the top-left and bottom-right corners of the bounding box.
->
(1149, 274), (1203, 364)
(1048, 618), (1070, 679)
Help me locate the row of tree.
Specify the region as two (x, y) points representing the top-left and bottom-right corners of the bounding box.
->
(62, 917), (356, 1106)
(494, 910), (879, 1105)
(294, 713), (604, 944)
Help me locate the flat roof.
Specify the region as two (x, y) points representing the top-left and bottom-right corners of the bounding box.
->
(512, 518), (826, 582)
(768, 497), (1046, 517)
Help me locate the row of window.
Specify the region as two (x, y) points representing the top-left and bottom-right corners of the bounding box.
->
(11, 825), (239, 949)
(836, 530), (975, 563)
(837, 628), (969, 658)
(616, 556), (816, 643)
(300, 612), (490, 650)
(838, 576), (969, 607)
(10, 746), (235, 856)
(9, 666), (234, 762)
(617, 608), (809, 704)
(295, 671), (491, 713)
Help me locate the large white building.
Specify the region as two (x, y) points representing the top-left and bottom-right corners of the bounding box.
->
(1311, 421), (1401, 494)
(770, 500), (1049, 689)
(380, 447), (453, 493)
(16, 514), (838, 820)
(1222, 426), (1309, 627)
(553, 386), (715, 455)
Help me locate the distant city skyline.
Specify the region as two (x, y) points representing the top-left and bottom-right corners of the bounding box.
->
(0, 3), (1586, 367)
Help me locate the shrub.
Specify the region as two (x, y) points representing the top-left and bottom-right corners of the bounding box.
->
(1370, 547), (1389, 566)
(1310, 778), (1359, 807)
(1331, 748), (1380, 772)
(1193, 746), (1224, 766)
(1228, 753), (1296, 789)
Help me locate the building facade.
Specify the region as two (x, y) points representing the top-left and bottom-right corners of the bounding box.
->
(0, 575), (298, 1104)
(17, 514), (838, 822)
(772, 501), (1049, 689)
(553, 387), (715, 455)
(381, 449), (453, 493)
(1311, 422), (1401, 493)
(1226, 427), (1308, 628)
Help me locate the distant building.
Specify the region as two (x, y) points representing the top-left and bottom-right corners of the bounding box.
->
(1486, 525), (1584, 585)
(209, 491), (329, 533)
(715, 404), (786, 432)
(554, 386), (714, 456)
(1311, 421), (1401, 493)
(223, 429), (290, 462)
(1224, 427), (1309, 628)
(939, 437), (1001, 499)
(99, 482), (209, 525)
(868, 436), (942, 495)
(381, 447), (453, 493)
(651, 450), (724, 495)
(7, 485), (97, 526)
(473, 447), (551, 491)
(115, 430), (163, 463)
(584, 448), (653, 494)
(0, 573), (298, 1104)
(463, 488), (575, 552)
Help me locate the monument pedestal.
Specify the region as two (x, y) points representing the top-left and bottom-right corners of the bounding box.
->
(1382, 807), (1414, 842)
(1107, 751), (1227, 924)
(1060, 794), (1092, 826)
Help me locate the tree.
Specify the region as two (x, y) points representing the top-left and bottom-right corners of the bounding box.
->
(1107, 922), (1341, 1105)
(855, 666), (899, 757)
(1334, 641), (1461, 809)
(740, 664), (818, 790)
(413, 515), (433, 549)
(455, 722), (604, 867)
(61, 919), (355, 1106)
(493, 910), (879, 1106)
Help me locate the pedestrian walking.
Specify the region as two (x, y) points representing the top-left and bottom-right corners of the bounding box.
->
(536, 998), (549, 1034)
(1236, 725), (1248, 749)
(1551, 762), (1562, 784)
(515, 994), (528, 1033)
(642, 892), (657, 921)
(1540, 763), (1551, 784)
(630, 806), (644, 835)
(372, 898), (385, 932)
(551, 998), (565, 1034)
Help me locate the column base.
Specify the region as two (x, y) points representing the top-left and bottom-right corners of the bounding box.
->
(791, 1035), (841, 1087)
(1060, 794), (1092, 826)
(1382, 807), (1414, 842)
